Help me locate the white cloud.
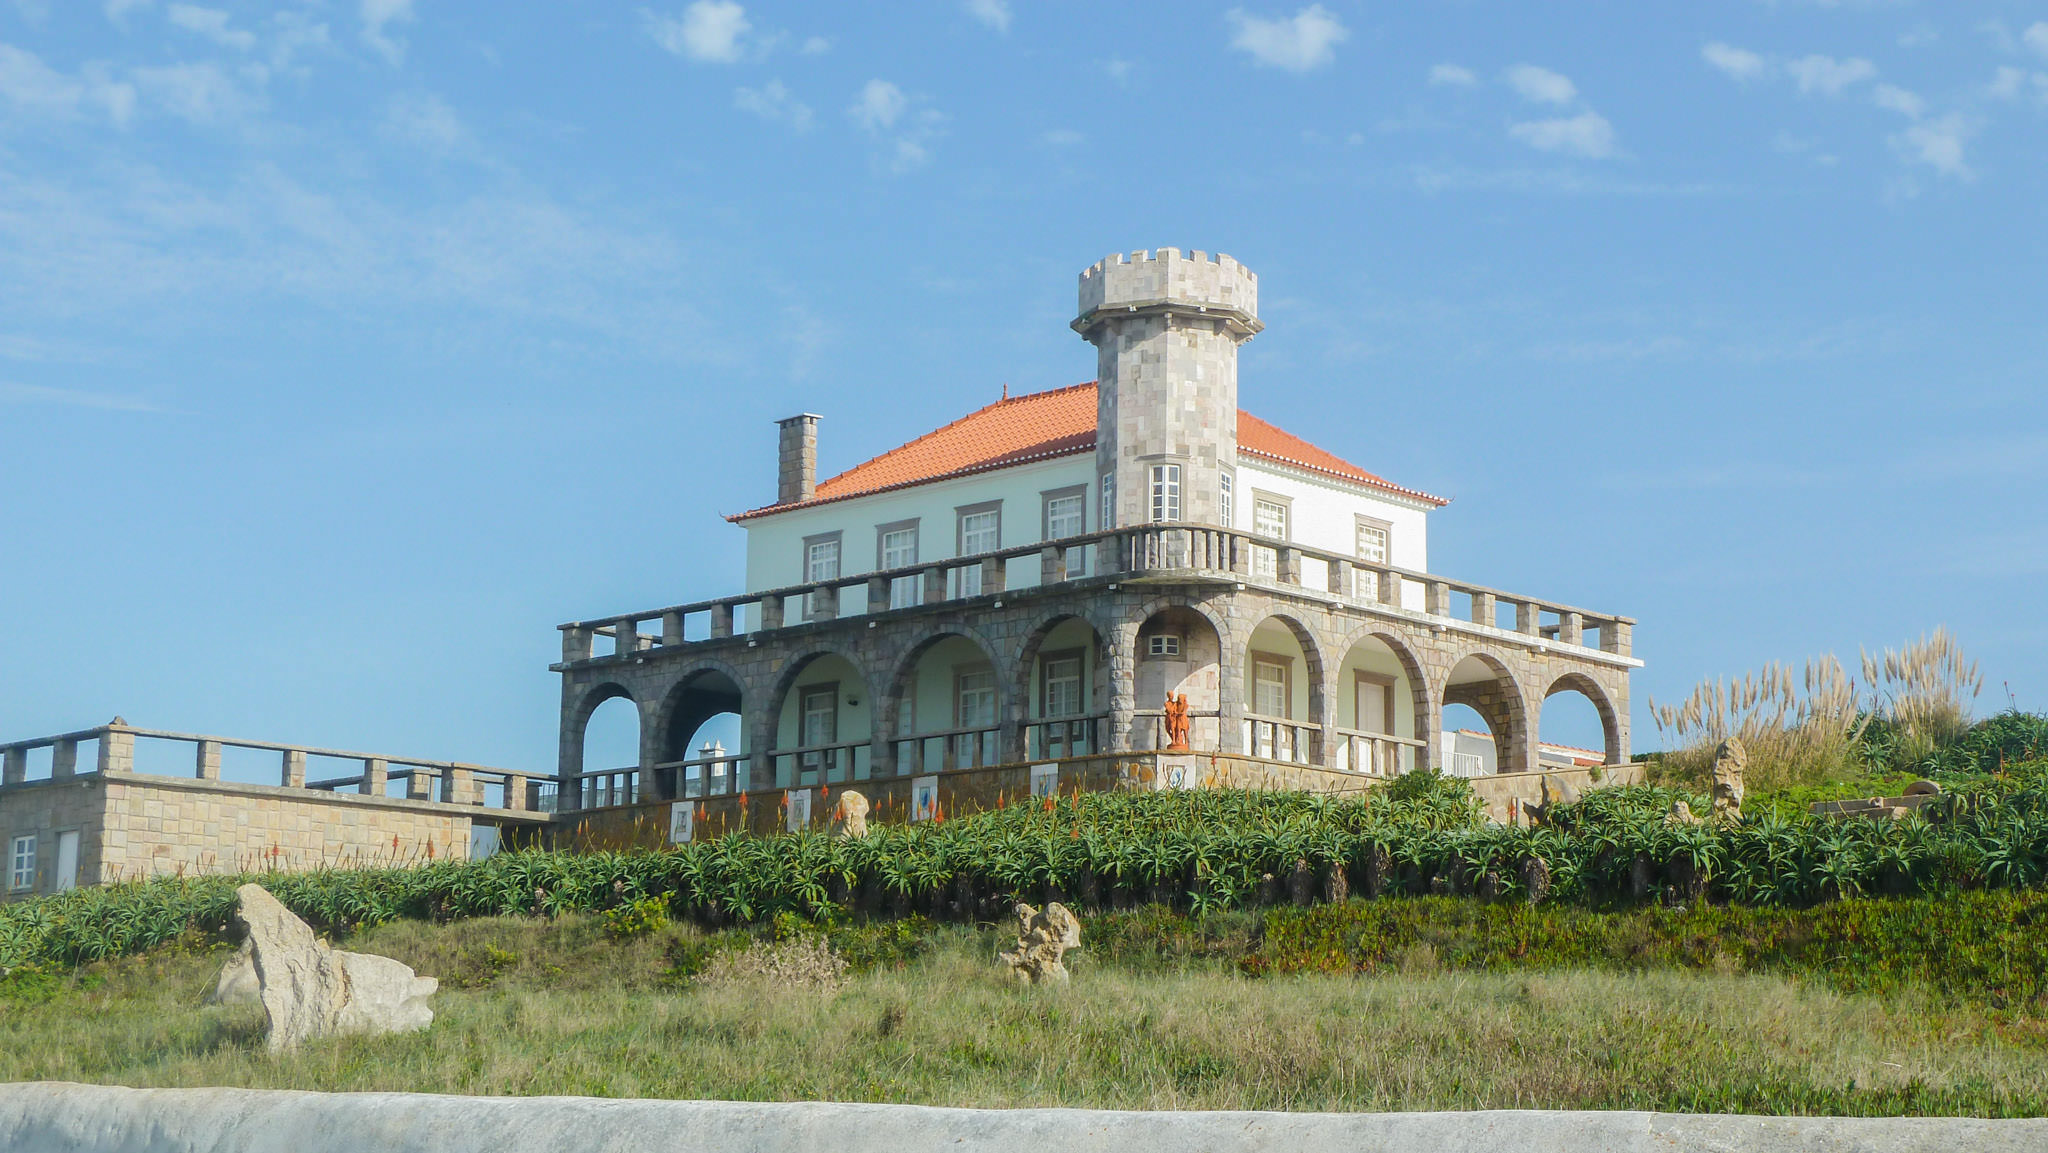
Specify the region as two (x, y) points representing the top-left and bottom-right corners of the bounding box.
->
(734, 79), (811, 131)
(1871, 82), (1924, 118)
(0, 381), (159, 411)
(1893, 113), (1973, 179)
(1428, 63), (1476, 87)
(2026, 22), (2048, 61)
(645, 1), (750, 64)
(361, 0), (413, 66)
(132, 61), (246, 122)
(1041, 128), (1083, 146)
(384, 91), (464, 152)
(268, 12), (332, 74)
(1509, 111), (1616, 158)
(1987, 65), (2027, 100)
(1102, 58), (1134, 84)
(1504, 63), (1576, 105)
(965, 0), (1010, 34)
(104, 0), (152, 21)
(1702, 42), (1766, 83)
(1785, 54), (1876, 96)
(1226, 5), (1347, 73)
(850, 78), (905, 131)
(799, 35), (829, 55)
(0, 43), (136, 123)
(167, 4), (255, 51)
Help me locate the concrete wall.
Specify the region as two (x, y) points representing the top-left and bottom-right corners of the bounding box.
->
(5, 1085), (2042, 1153)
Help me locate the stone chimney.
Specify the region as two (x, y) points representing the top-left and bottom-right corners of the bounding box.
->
(776, 414), (821, 504)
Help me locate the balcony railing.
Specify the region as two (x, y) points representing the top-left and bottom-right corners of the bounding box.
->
(557, 524), (1635, 667)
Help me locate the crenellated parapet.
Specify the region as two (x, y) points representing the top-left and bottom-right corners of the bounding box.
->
(1074, 249), (1261, 338)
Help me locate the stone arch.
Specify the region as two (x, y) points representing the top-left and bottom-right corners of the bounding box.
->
(1331, 624), (1435, 775)
(757, 645), (878, 788)
(1541, 670), (1623, 767)
(1012, 611), (1114, 760)
(1240, 611), (1330, 763)
(563, 681), (636, 780)
(651, 659), (749, 799)
(1131, 604), (1227, 752)
(883, 627), (1009, 774)
(1440, 650), (1532, 774)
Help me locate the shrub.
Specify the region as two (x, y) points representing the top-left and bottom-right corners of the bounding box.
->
(601, 897), (670, 941)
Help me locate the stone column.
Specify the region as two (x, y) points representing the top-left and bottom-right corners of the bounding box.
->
(51, 739), (77, 780)
(710, 603), (734, 638)
(866, 575), (890, 613)
(504, 773), (531, 811)
(442, 767), (474, 805)
(1515, 602), (1540, 637)
(982, 556), (1007, 595)
(661, 611), (683, 647)
(1559, 612), (1583, 646)
(281, 749), (306, 789)
(363, 757), (388, 795)
(98, 726), (134, 773)
(2, 748), (25, 786)
(1379, 571), (1402, 608)
(1602, 619), (1633, 658)
(1327, 559), (1350, 598)
(196, 740), (222, 781)
(406, 769), (433, 800)
(1470, 591), (1496, 628)
(921, 567), (947, 605)
(758, 594), (785, 630)
(1039, 545), (1064, 585)
(1425, 581), (1451, 619)
(562, 626), (593, 663)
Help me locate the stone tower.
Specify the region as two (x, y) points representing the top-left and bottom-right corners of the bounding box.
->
(1073, 249), (1261, 530)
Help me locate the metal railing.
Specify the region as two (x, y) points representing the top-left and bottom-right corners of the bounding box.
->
(557, 523), (1635, 667)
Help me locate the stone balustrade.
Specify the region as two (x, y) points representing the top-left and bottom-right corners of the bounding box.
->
(0, 723), (548, 813)
(556, 523), (1635, 669)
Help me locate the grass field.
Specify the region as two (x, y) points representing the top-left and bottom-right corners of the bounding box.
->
(4, 910), (2046, 1116)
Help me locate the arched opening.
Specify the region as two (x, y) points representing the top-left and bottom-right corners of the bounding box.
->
(1242, 615), (1322, 763)
(1017, 614), (1109, 760)
(1134, 607), (1223, 751)
(656, 668), (745, 799)
(889, 632), (1005, 776)
(1442, 653), (1528, 775)
(769, 652), (872, 788)
(1541, 673), (1623, 767)
(1334, 633), (1427, 776)
(577, 688), (641, 808)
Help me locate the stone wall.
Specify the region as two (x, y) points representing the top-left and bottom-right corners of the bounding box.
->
(0, 777), (104, 900)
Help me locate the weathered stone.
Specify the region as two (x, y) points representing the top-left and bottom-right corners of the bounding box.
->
(236, 883), (437, 1052)
(203, 938), (260, 1006)
(1711, 739), (1747, 821)
(998, 901), (1082, 986)
(835, 789), (870, 838)
(1666, 800), (1701, 825)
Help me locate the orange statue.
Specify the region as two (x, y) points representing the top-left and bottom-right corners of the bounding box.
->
(1164, 692), (1192, 751)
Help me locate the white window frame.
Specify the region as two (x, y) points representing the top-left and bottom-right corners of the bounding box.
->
(1148, 463), (1182, 523)
(1354, 517), (1391, 564)
(1251, 492), (1290, 579)
(955, 502), (1002, 597)
(803, 534), (841, 584)
(1218, 471), (1233, 529)
(8, 833), (34, 892)
(1146, 634), (1181, 658)
(1252, 655), (1291, 718)
(1100, 473), (1115, 530)
(878, 521), (920, 609)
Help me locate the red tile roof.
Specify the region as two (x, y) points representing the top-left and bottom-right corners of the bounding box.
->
(730, 382), (1447, 520)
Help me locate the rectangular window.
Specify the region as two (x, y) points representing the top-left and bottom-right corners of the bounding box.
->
(805, 537), (840, 584)
(955, 504), (1001, 597)
(880, 525), (919, 609)
(8, 834), (34, 891)
(799, 685), (837, 748)
(1218, 472), (1233, 528)
(1355, 520), (1389, 564)
(1100, 473), (1115, 530)
(955, 667), (997, 768)
(1148, 463), (1182, 523)
(1252, 496), (1288, 579)
(1041, 653), (1084, 718)
(1045, 493), (1085, 540)
(1253, 658), (1290, 718)
(1147, 634), (1181, 658)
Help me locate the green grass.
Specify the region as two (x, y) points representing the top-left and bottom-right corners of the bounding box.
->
(4, 908), (2047, 1115)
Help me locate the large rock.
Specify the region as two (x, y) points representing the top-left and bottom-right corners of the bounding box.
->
(835, 789), (871, 838)
(1710, 739), (1747, 822)
(235, 883), (437, 1052)
(998, 901), (1082, 986)
(203, 939), (260, 1006)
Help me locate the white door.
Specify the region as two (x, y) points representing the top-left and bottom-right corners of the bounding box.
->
(54, 830), (80, 892)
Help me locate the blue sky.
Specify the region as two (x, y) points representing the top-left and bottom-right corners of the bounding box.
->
(3, 1), (2045, 776)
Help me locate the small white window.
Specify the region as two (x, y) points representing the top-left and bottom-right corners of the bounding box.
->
(1218, 472), (1233, 528)
(960, 510), (1001, 555)
(1149, 464), (1182, 523)
(805, 538), (841, 584)
(1100, 473), (1115, 529)
(1253, 659), (1290, 717)
(1252, 497), (1288, 579)
(8, 834), (34, 891)
(881, 527), (919, 609)
(1042, 655), (1084, 717)
(1045, 493), (1085, 540)
(1147, 634), (1181, 658)
(1356, 522), (1389, 564)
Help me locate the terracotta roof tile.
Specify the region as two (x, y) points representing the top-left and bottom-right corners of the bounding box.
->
(730, 382), (1446, 520)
